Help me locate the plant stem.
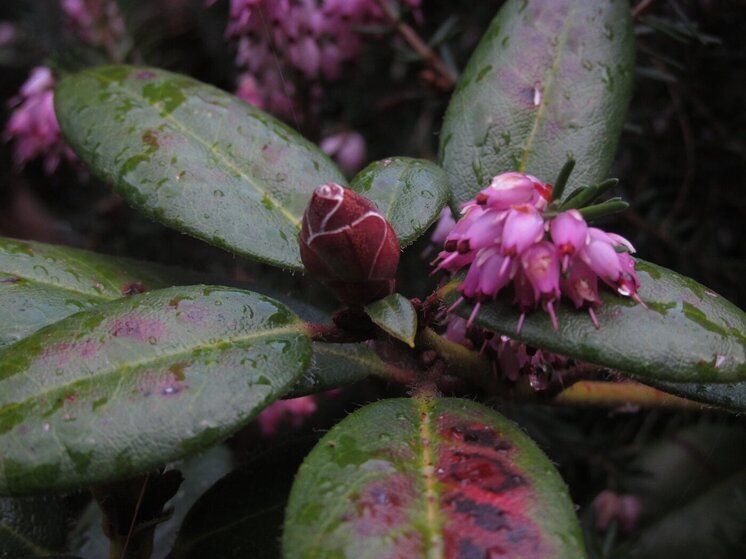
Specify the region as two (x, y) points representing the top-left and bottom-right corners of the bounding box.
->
(308, 322), (374, 343)
(374, 0), (457, 90)
(417, 327), (497, 392)
(553, 380), (713, 410)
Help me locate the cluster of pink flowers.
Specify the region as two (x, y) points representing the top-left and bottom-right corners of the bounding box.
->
(219, 0), (420, 117)
(444, 314), (566, 387)
(60, 0), (125, 46)
(433, 172), (643, 332)
(4, 67), (78, 174)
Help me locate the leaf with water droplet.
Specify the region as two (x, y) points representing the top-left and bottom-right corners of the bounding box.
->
(440, 260), (746, 385)
(350, 157), (449, 247)
(283, 397), (586, 558)
(0, 236), (193, 349)
(0, 286), (311, 495)
(55, 66), (345, 271)
(440, 0), (634, 204)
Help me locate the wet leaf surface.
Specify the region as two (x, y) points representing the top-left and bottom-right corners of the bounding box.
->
(283, 397), (585, 558)
(55, 65), (345, 270)
(289, 342), (400, 398)
(441, 260), (746, 383)
(440, 0), (634, 205)
(364, 293), (418, 348)
(0, 495), (67, 556)
(0, 286), (311, 495)
(0, 236), (190, 349)
(350, 158), (449, 247)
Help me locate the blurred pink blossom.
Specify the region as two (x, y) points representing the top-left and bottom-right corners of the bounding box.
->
(257, 395), (318, 437)
(222, 0), (421, 118)
(320, 131), (367, 175)
(61, 0), (125, 46)
(4, 67), (77, 175)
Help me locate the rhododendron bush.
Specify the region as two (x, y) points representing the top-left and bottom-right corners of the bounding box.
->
(0, 1), (745, 558)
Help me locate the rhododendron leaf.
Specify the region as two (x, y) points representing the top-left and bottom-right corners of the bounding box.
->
(289, 342), (404, 398)
(55, 66), (345, 271)
(350, 157), (449, 247)
(0, 286), (311, 495)
(0, 236), (191, 349)
(364, 293), (418, 348)
(0, 496), (67, 556)
(441, 260), (746, 383)
(282, 397), (586, 558)
(440, 0), (634, 205)
(646, 380), (746, 412)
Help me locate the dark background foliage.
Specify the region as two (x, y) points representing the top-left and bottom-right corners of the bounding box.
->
(0, 1), (744, 557)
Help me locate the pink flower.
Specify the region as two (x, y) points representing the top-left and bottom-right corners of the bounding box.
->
(501, 204), (544, 257)
(4, 67), (78, 175)
(221, 0), (421, 120)
(258, 395), (317, 436)
(432, 170), (643, 330)
(320, 131), (367, 176)
(550, 209), (588, 270)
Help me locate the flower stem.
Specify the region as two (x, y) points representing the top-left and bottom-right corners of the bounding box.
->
(553, 380), (713, 410)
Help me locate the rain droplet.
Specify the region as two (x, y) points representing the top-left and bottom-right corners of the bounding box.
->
(533, 81), (542, 107)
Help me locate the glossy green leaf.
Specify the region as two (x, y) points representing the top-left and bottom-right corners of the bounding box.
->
(364, 293), (418, 348)
(0, 236), (190, 349)
(350, 157), (449, 246)
(283, 397), (585, 558)
(440, 0), (634, 204)
(0, 496), (66, 556)
(441, 260), (746, 383)
(645, 379), (746, 412)
(0, 285), (311, 495)
(55, 65), (346, 271)
(289, 341), (406, 398)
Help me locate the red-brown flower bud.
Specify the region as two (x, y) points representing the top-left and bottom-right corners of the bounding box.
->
(299, 183), (400, 305)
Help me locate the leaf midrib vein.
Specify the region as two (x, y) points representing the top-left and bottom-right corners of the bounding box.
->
(0, 324), (304, 411)
(517, 2), (578, 172)
(94, 71), (301, 228)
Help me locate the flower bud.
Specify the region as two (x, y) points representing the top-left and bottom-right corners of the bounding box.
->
(299, 183), (400, 305)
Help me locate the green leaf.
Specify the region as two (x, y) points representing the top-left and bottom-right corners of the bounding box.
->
(0, 496), (67, 556)
(0, 285), (311, 495)
(55, 65), (346, 271)
(440, 260), (746, 383)
(577, 198), (629, 221)
(645, 380), (746, 412)
(289, 342), (404, 398)
(350, 157), (449, 247)
(440, 0), (634, 204)
(283, 397), (586, 558)
(364, 293), (418, 348)
(0, 236), (190, 349)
